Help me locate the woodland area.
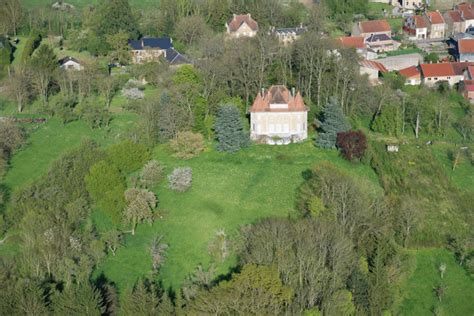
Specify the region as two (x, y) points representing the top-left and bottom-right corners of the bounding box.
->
(0, 0), (473, 315)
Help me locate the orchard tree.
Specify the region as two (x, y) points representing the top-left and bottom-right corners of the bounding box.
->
(336, 131), (367, 162)
(140, 160), (165, 189)
(7, 66), (32, 112)
(124, 188), (157, 235)
(170, 131), (205, 159)
(316, 97), (351, 149)
(214, 104), (249, 153)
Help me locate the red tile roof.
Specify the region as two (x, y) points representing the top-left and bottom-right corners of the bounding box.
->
(426, 11), (445, 24)
(359, 60), (388, 73)
(338, 36), (365, 49)
(459, 39), (474, 54)
(451, 62), (474, 75)
(399, 66), (420, 78)
(458, 3), (474, 20)
(446, 10), (463, 23)
(227, 14), (258, 32)
(358, 20), (391, 34)
(249, 85), (307, 113)
(414, 15), (428, 28)
(420, 63), (455, 77)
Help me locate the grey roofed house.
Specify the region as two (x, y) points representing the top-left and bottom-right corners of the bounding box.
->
(366, 33), (391, 43)
(58, 56), (80, 65)
(128, 37), (173, 50)
(165, 48), (191, 66)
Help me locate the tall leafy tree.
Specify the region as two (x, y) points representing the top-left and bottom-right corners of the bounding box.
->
(214, 104), (249, 153)
(316, 97), (351, 149)
(29, 44), (57, 104)
(123, 188), (156, 235)
(93, 0), (139, 38)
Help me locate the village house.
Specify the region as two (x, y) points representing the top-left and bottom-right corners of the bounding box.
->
(397, 0), (424, 10)
(352, 19), (392, 39)
(164, 47), (191, 66)
(128, 37), (173, 64)
(359, 59), (388, 85)
(271, 26), (307, 45)
(444, 10), (465, 35)
(398, 65), (422, 85)
(455, 2), (474, 30)
(226, 14), (258, 38)
(404, 15), (428, 39)
(425, 11), (446, 39)
(420, 62), (466, 87)
(59, 56), (83, 71)
(458, 38), (474, 61)
(249, 85), (308, 145)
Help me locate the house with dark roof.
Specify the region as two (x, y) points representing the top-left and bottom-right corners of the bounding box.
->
(128, 37), (173, 64)
(272, 26), (307, 44)
(59, 56), (83, 71)
(365, 33), (401, 52)
(226, 14), (258, 38)
(249, 85), (308, 145)
(164, 48), (191, 66)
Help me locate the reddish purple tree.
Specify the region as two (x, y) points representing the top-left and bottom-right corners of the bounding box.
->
(336, 131), (367, 161)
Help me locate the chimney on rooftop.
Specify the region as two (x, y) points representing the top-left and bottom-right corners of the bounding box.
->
(247, 13), (251, 18)
(261, 87), (265, 97)
(291, 87), (295, 97)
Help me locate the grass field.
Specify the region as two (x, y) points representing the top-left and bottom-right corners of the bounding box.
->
(94, 140), (382, 292)
(4, 114), (137, 190)
(432, 144), (474, 193)
(398, 248), (474, 315)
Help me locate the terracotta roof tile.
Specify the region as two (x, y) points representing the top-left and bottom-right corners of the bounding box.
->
(358, 20), (391, 34)
(458, 4), (474, 20)
(426, 11), (445, 24)
(446, 10), (463, 23)
(359, 59), (388, 73)
(414, 15), (428, 28)
(249, 85), (307, 113)
(459, 39), (474, 54)
(399, 66), (420, 78)
(420, 63), (456, 77)
(227, 14), (258, 32)
(338, 36), (365, 49)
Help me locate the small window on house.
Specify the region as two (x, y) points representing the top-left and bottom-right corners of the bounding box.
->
(428, 78), (432, 80)
(447, 77), (451, 79)
(434, 77), (438, 80)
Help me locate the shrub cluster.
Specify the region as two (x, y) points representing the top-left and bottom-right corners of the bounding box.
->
(168, 167), (192, 192)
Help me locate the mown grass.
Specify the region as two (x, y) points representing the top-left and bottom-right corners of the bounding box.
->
(95, 140), (382, 292)
(398, 248), (474, 316)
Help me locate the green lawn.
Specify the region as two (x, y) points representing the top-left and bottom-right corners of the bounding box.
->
(398, 248), (474, 316)
(95, 140), (382, 292)
(4, 114), (137, 190)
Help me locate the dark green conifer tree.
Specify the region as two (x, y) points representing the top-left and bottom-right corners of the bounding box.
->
(214, 104), (249, 153)
(316, 97), (351, 149)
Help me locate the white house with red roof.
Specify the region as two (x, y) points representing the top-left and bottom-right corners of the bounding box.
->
(398, 66), (421, 85)
(425, 11), (446, 39)
(404, 15), (428, 39)
(455, 3), (474, 30)
(352, 20), (392, 39)
(249, 85), (308, 145)
(226, 14), (258, 38)
(359, 59), (388, 85)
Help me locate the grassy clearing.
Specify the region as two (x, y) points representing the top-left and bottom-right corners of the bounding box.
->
(4, 114), (137, 190)
(95, 140), (382, 292)
(431, 144), (474, 193)
(398, 248), (474, 316)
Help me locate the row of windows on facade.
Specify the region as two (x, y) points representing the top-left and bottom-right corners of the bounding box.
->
(252, 123), (306, 133)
